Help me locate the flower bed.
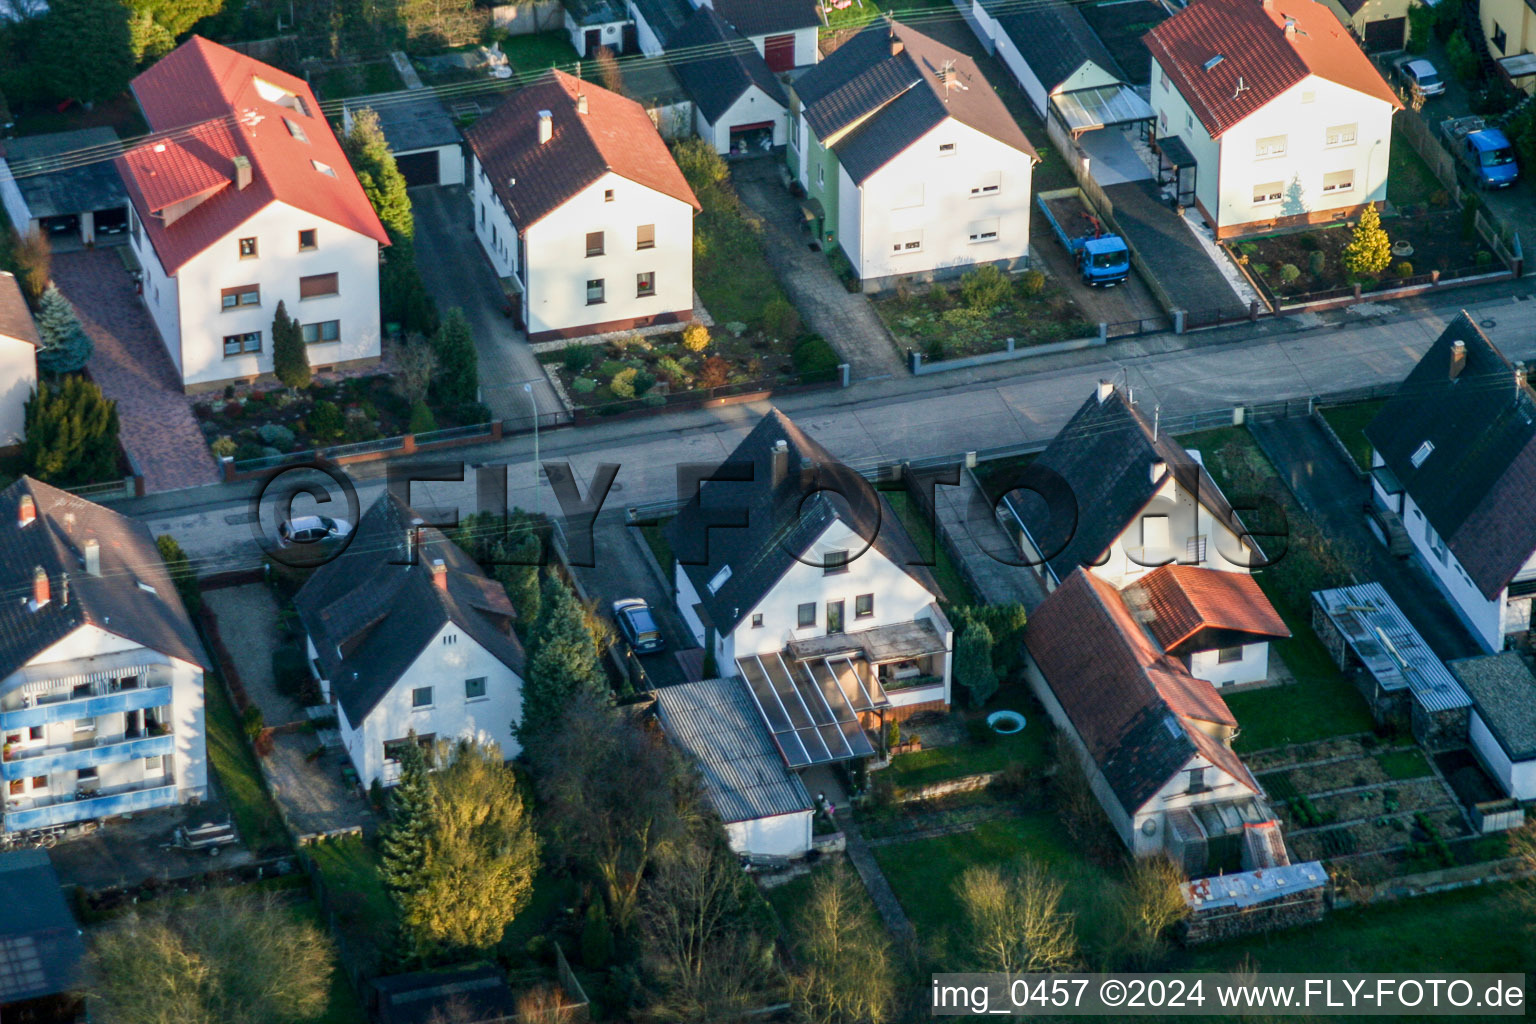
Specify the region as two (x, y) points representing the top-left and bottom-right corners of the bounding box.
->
(1229, 210), (1492, 303)
(194, 376), (490, 462)
(874, 267), (1094, 362)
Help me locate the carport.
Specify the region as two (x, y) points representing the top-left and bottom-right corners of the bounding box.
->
(1050, 84), (1155, 186)
(0, 127), (128, 249)
(343, 94), (463, 188)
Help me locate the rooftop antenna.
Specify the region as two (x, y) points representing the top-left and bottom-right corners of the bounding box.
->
(1233, 76), (1249, 99)
(1153, 405), (1160, 441)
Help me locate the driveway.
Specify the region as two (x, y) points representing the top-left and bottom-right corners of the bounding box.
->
(410, 186), (565, 429)
(53, 250), (220, 493)
(731, 159), (907, 381)
(48, 794), (255, 892)
(205, 584), (302, 726)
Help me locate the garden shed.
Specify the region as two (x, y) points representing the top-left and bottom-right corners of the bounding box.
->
(1448, 652), (1536, 800)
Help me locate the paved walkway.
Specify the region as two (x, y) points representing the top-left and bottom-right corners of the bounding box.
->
(54, 250), (220, 493)
(935, 469), (1050, 612)
(803, 765), (914, 943)
(1104, 180), (1247, 319)
(1249, 415), (1483, 660)
(205, 584), (302, 725)
(731, 159), (906, 382)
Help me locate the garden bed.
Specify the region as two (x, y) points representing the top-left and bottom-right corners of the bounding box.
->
(873, 267), (1094, 362)
(194, 376), (489, 462)
(1229, 210), (1493, 304)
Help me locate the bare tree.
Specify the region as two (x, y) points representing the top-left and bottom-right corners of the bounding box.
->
(392, 332), (437, 404)
(789, 863), (897, 1024)
(595, 46), (624, 96)
(1116, 855), (1190, 967)
(12, 228), (50, 303)
(515, 985), (569, 1024)
(955, 858), (1079, 975)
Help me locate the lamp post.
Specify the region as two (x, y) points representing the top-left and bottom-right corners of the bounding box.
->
(523, 382), (539, 488)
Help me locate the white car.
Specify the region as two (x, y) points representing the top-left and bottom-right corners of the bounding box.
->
(277, 515), (352, 546)
(1399, 58), (1445, 97)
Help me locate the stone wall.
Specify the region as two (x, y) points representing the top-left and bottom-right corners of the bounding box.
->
(1182, 886), (1328, 944)
(1411, 702), (1470, 753)
(896, 771), (1001, 804)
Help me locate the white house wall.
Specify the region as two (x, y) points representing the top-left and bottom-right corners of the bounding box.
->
(130, 205), (182, 374)
(0, 334), (36, 447)
(628, 0), (667, 56)
(471, 154), (520, 280)
(725, 809), (812, 858)
(1150, 57), (1222, 220)
(848, 119), (1032, 285)
(744, 27), (818, 68)
(0, 159), (31, 239)
(341, 621), (523, 788)
(521, 170), (694, 336)
(158, 200), (381, 388)
(414, 144), (465, 187)
(697, 85), (788, 154)
(1400, 491), (1503, 652)
(1188, 641), (1269, 688)
(1470, 710), (1536, 799)
(1087, 469), (1254, 589)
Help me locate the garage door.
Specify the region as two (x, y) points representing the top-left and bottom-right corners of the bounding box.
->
(764, 34), (795, 72)
(396, 150), (440, 188)
(1362, 17), (1405, 52)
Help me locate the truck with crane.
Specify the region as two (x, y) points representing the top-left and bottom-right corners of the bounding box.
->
(1036, 189), (1131, 286)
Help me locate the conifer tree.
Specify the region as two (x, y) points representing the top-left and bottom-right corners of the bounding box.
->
(379, 740), (431, 898)
(35, 284), (93, 374)
(1342, 204), (1392, 278)
(517, 576), (607, 742)
(343, 108), (414, 242)
(431, 308), (478, 408)
(271, 300), (311, 389)
(22, 376), (118, 484)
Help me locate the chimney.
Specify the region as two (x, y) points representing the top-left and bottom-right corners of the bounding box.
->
(1097, 379), (1114, 404)
(31, 567), (48, 609)
(1449, 339), (1466, 381)
(772, 438), (790, 487)
(1261, 0), (1273, 8)
(17, 494), (34, 527)
(431, 558), (447, 590)
(83, 537), (100, 577)
(1518, 362), (1528, 392)
(890, 31), (904, 57)
(576, 92), (588, 115)
(232, 155), (252, 190)
(1283, 16), (1296, 36)
(405, 526), (418, 564)
(1150, 459), (1167, 484)
(537, 110), (553, 145)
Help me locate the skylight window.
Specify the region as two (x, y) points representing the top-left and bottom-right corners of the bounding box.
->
(1203, 55), (1225, 72)
(1411, 440), (1435, 468)
(311, 160), (337, 178)
(253, 77), (310, 116)
(285, 118), (309, 143)
(707, 565), (732, 595)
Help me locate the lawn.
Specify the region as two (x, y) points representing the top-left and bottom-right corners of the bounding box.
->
(288, 900), (370, 1024)
(820, 0), (952, 33)
(1376, 746), (1434, 780)
(306, 836), (396, 943)
(636, 519), (674, 575)
(1387, 126), (1448, 209)
(203, 661), (290, 855)
(316, 61), (405, 100)
(1178, 427), (1376, 752)
(1319, 398), (1385, 473)
(885, 722), (1046, 789)
(882, 489), (975, 606)
(874, 270), (1094, 362)
(499, 31), (580, 74)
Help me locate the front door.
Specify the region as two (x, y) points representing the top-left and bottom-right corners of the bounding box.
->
(827, 600), (844, 634)
(584, 28), (602, 58)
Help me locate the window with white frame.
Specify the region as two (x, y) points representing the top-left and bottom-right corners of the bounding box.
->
(1325, 123), (1357, 147)
(967, 219), (999, 244)
(890, 230), (923, 254)
(938, 141), (956, 155)
(144, 755), (163, 775)
(969, 171), (1000, 197)
(1185, 534), (1208, 563)
(1426, 520), (1448, 564)
(1255, 135), (1287, 159)
(1253, 181), (1283, 205)
(1321, 169), (1354, 194)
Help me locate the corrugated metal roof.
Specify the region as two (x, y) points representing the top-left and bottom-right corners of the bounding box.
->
(0, 849), (84, 1004)
(1313, 583), (1471, 712)
(1183, 860), (1326, 911)
(654, 676), (815, 824)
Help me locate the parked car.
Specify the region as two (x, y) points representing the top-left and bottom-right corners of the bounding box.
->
(278, 515), (352, 546)
(1442, 115), (1519, 188)
(1396, 57), (1445, 98)
(613, 598), (665, 654)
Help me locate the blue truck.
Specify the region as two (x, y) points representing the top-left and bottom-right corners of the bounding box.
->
(1441, 116), (1519, 189)
(1037, 189), (1131, 286)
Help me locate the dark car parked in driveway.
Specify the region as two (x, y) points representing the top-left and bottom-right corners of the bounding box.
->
(613, 598), (665, 654)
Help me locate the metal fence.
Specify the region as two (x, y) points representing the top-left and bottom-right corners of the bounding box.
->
(229, 421), (499, 474)
(1183, 305), (1255, 331)
(62, 477), (136, 503)
(1103, 315), (1174, 339)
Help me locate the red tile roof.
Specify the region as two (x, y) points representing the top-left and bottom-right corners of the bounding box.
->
(465, 69), (699, 231)
(116, 36), (388, 275)
(1144, 0), (1400, 139)
(0, 272), (39, 347)
(1123, 565), (1290, 653)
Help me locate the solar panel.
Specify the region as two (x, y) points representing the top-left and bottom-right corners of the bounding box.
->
(0, 936), (45, 1002)
(737, 654), (875, 767)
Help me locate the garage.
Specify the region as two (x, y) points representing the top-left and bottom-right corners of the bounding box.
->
(395, 150), (441, 187)
(1363, 16), (1405, 52)
(764, 34), (795, 72)
(728, 121), (776, 156)
(342, 94), (464, 189)
(0, 126), (128, 249)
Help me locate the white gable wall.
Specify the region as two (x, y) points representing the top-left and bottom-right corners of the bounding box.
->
(0, 332), (36, 447)
(1088, 470), (1254, 589)
(696, 85), (788, 154)
(1400, 489), (1504, 652)
(1149, 57), (1222, 219)
(130, 205), (183, 374)
(470, 153), (521, 280)
(341, 621), (523, 788)
(1188, 641), (1270, 687)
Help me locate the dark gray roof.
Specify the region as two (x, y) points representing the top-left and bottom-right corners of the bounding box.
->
(793, 21), (1037, 183)
(668, 5), (787, 122)
(346, 94), (461, 154)
(1004, 384), (1246, 584)
(562, 0), (629, 26)
(711, 0), (819, 37)
(0, 850), (84, 1004)
(371, 964), (518, 1024)
(663, 408), (942, 635)
(654, 676), (814, 823)
(0, 128), (126, 220)
(1450, 653), (1536, 761)
(982, 0), (1126, 93)
(0, 273), (38, 347)
(631, 0), (692, 46)
(0, 477), (206, 682)
(1365, 313), (1536, 600)
(294, 493), (525, 724)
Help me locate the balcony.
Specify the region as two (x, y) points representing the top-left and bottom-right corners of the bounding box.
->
(0, 680), (172, 731)
(1, 732), (174, 780)
(3, 782), (177, 831)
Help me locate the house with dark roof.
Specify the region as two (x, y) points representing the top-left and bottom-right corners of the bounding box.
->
(630, 0), (819, 71)
(1449, 652), (1536, 799)
(117, 36), (390, 391)
(789, 19), (1039, 291)
(653, 675), (816, 858)
(1144, 0), (1400, 238)
(1002, 380), (1257, 591)
(0, 272), (38, 451)
(1122, 564), (1289, 687)
(0, 849), (85, 1020)
(668, 5), (789, 155)
(664, 409), (953, 731)
(1024, 567), (1276, 868)
(0, 477), (209, 835)
(465, 69), (700, 341)
(295, 493), (526, 788)
(1365, 314), (1536, 653)
(0, 127), (129, 248)
(342, 94), (464, 188)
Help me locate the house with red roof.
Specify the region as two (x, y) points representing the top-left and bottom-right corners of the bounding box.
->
(1024, 567), (1285, 869)
(0, 272), (38, 452)
(1144, 0), (1401, 238)
(116, 37), (389, 391)
(465, 69), (700, 341)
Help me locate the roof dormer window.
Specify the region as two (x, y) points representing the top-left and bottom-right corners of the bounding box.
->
(1411, 440), (1434, 468)
(312, 160), (337, 178)
(253, 77), (310, 116)
(1203, 55), (1225, 72)
(285, 118), (309, 143)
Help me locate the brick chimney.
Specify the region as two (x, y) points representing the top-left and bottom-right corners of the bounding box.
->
(1097, 380), (1114, 404)
(1449, 339), (1466, 381)
(576, 92), (588, 115)
(233, 155), (252, 190)
(32, 567), (48, 609)
(83, 537), (100, 576)
(17, 494), (34, 528)
(538, 110), (553, 145)
(431, 558), (448, 590)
